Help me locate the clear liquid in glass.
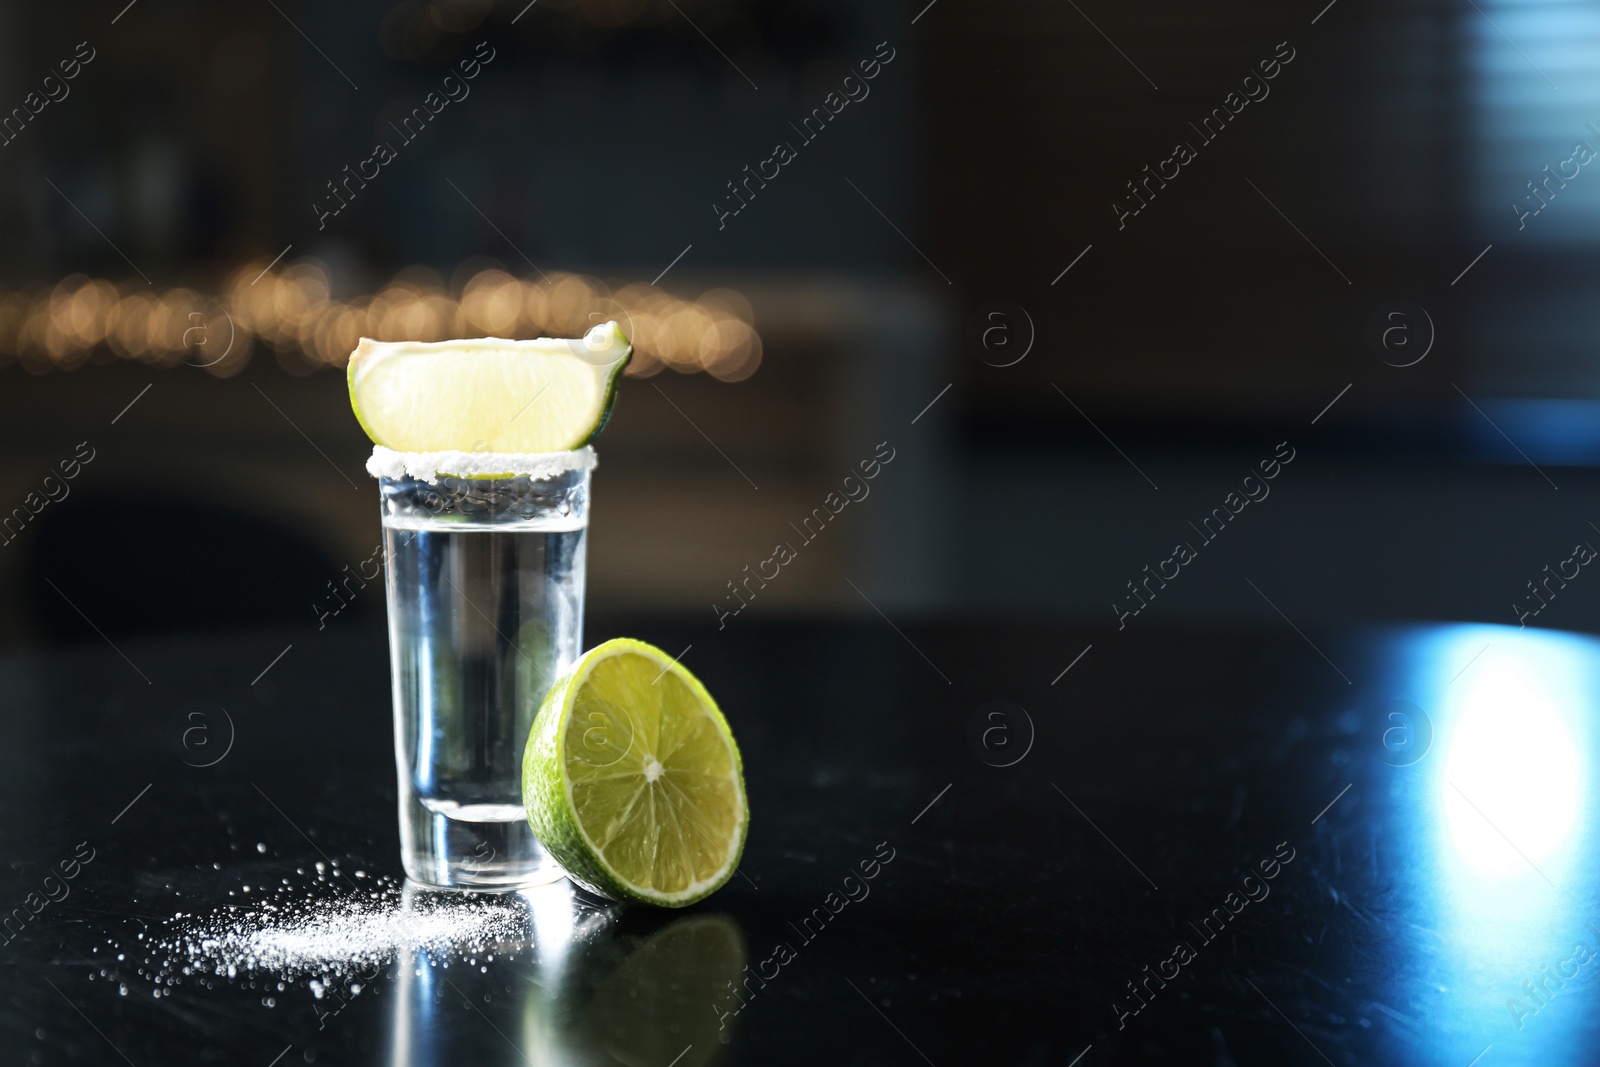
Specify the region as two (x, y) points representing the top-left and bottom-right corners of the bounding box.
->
(380, 466), (588, 889)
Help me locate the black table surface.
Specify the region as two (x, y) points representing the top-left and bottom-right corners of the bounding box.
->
(4, 615), (1598, 1066)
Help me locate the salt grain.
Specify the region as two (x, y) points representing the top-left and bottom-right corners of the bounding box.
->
(101, 870), (536, 994)
(365, 444), (597, 482)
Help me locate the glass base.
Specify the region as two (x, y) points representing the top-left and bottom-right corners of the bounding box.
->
(400, 797), (568, 890)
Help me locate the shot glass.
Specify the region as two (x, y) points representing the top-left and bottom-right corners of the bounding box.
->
(373, 446), (596, 889)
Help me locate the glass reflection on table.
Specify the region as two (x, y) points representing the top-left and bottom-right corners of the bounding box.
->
(387, 879), (746, 1067)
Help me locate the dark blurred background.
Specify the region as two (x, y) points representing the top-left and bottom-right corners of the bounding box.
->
(3, 0), (1600, 649)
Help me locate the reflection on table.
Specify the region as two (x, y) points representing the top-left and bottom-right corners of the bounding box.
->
(388, 879), (746, 1067)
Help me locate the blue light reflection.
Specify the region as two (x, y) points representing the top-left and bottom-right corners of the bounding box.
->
(1385, 624), (1599, 1065)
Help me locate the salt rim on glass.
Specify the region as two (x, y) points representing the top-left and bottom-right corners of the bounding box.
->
(365, 444), (597, 482)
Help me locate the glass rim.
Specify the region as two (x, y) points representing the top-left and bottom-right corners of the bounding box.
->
(366, 444), (596, 483)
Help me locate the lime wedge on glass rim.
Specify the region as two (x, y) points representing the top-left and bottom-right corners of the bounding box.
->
(346, 321), (631, 452)
(523, 638), (749, 907)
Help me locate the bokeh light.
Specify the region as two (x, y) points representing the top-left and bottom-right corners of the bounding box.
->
(0, 263), (762, 381)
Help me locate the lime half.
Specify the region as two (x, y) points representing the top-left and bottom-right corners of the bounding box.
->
(523, 638), (748, 907)
(347, 321), (631, 453)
